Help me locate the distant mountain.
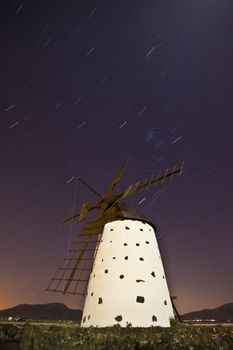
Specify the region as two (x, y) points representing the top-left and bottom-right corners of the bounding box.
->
(1, 302), (232, 323)
(0, 303), (82, 321)
(182, 303), (233, 322)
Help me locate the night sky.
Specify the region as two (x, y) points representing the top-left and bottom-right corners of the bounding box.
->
(1, 0), (233, 315)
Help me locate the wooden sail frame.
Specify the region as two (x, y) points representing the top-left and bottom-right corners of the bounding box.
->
(46, 234), (101, 296)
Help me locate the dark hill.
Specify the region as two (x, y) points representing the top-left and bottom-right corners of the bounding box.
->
(182, 303), (233, 322)
(0, 303), (82, 321)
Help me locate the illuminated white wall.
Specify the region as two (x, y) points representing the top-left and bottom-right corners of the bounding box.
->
(81, 219), (174, 327)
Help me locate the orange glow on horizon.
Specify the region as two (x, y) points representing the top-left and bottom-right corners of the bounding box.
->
(0, 301), (10, 310)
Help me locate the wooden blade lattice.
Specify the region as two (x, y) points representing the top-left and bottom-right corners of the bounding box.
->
(120, 163), (184, 199)
(60, 203), (100, 226)
(46, 234), (101, 296)
(106, 157), (131, 197)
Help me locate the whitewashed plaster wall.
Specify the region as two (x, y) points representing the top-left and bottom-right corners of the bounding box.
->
(81, 219), (174, 327)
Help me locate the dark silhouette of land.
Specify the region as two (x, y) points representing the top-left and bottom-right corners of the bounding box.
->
(181, 303), (233, 322)
(0, 303), (82, 321)
(0, 302), (233, 323)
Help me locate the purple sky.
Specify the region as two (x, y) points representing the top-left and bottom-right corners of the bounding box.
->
(1, 0), (233, 314)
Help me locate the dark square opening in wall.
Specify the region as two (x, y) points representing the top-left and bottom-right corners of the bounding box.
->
(151, 272), (156, 277)
(140, 228), (143, 231)
(98, 298), (103, 304)
(110, 228), (114, 231)
(139, 257), (144, 261)
(145, 241), (149, 244)
(124, 256), (128, 260)
(119, 274), (124, 279)
(82, 316), (86, 323)
(164, 300), (167, 305)
(136, 296), (145, 303)
(124, 243), (128, 246)
(104, 269), (108, 273)
(152, 315), (157, 322)
(125, 226), (130, 230)
(136, 243), (140, 246)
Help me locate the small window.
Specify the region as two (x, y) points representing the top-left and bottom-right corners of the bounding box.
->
(115, 315), (122, 322)
(98, 298), (103, 304)
(136, 243), (140, 246)
(139, 257), (144, 261)
(82, 316), (86, 323)
(136, 279), (145, 283)
(110, 240), (112, 243)
(91, 292), (93, 296)
(145, 241), (149, 244)
(152, 315), (157, 322)
(124, 243), (128, 246)
(104, 269), (108, 274)
(88, 315), (90, 320)
(162, 275), (165, 279)
(124, 256), (128, 260)
(125, 226), (130, 230)
(110, 228), (114, 231)
(151, 272), (156, 277)
(93, 274), (96, 278)
(119, 274), (124, 279)
(113, 257), (116, 259)
(164, 300), (167, 305)
(101, 259), (104, 262)
(136, 296), (145, 303)
(140, 228), (143, 231)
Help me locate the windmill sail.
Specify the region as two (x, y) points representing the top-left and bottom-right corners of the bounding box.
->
(61, 203), (100, 225)
(80, 217), (107, 236)
(105, 157), (131, 197)
(120, 163), (183, 199)
(46, 233), (101, 296)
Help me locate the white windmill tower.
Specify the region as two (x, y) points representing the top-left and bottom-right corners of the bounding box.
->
(46, 160), (184, 327)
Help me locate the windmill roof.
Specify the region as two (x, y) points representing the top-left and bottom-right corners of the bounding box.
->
(106, 201), (156, 229)
(80, 201), (156, 236)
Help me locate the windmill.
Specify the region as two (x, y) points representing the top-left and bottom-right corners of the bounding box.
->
(46, 160), (184, 327)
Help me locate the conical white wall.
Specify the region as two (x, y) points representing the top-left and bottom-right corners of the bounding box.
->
(81, 219), (174, 327)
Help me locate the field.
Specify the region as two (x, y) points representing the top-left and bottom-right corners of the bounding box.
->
(0, 320), (233, 349)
